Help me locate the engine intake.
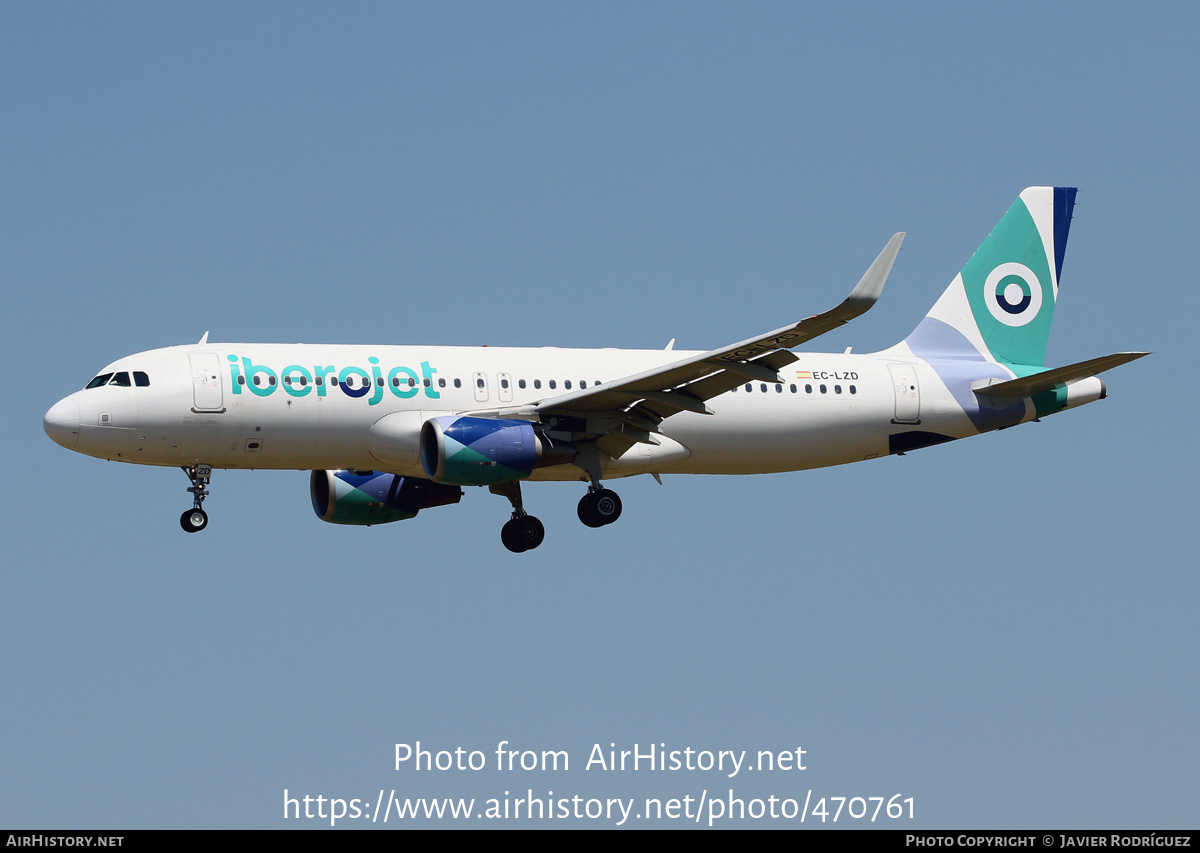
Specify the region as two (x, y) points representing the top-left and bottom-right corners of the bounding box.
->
(420, 416), (575, 485)
(310, 470), (462, 525)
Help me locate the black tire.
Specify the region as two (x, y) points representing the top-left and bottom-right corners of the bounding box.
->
(180, 508), (208, 533)
(501, 518), (527, 552)
(592, 489), (622, 525)
(577, 492), (604, 528)
(501, 516), (545, 552)
(517, 515), (545, 550)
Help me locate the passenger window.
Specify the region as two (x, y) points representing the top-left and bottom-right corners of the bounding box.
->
(820, 384), (827, 394)
(454, 378), (461, 388)
(476, 378), (484, 388)
(86, 373), (113, 389)
(759, 383), (767, 393)
(850, 385), (857, 394)
(805, 384), (812, 393)
(549, 380), (556, 389)
(518, 379), (527, 389)
(835, 385), (842, 394)
(775, 384), (782, 393)
(789, 384), (796, 393)
(134, 371), (150, 387)
(565, 380), (572, 389)
(109, 372), (131, 387)
(534, 380), (542, 389)
(501, 378), (510, 389)
(580, 380), (587, 388)
(745, 383), (752, 392)
(438, 378), (446, 388)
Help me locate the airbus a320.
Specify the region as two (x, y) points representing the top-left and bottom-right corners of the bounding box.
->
(44, 187), (1146, 552)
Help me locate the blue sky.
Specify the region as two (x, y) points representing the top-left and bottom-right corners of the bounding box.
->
(3, 2), (1196, 828)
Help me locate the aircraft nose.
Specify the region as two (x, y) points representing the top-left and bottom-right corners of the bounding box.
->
(44, 397), (80, 450)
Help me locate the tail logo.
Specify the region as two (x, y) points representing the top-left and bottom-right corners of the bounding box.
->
(984, 262), (1043, 327)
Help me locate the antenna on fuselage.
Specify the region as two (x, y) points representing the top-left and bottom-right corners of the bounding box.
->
(198, 331), (210, 345)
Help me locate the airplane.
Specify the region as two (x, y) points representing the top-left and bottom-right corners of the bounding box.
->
(43, 187), (1147, 552)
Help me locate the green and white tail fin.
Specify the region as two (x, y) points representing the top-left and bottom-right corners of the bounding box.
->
(906, 186), (1076, 369)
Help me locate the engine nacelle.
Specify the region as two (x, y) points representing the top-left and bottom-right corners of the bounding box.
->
(310, 469), (462, 526)
(420, 416), (575, 485)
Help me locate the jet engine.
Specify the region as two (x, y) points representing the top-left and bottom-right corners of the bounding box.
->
(420, 416), (576, 485)
(310, 469), (462, 525)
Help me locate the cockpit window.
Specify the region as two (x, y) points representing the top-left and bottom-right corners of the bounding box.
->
(133, 371), (150, 387)
(109, 372), (131, 387)
(85, 373), (113, 389)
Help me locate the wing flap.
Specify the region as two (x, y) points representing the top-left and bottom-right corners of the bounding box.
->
(533, 232), (905, 421)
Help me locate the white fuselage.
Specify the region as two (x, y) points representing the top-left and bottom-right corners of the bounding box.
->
(45, 341), (1003, 482)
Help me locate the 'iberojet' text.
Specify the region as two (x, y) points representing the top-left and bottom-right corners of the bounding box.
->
(395, 741), (806, 779)
(227, 354), (441, 405)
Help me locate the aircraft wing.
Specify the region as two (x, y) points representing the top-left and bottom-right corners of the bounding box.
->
(498, 232), (905, 455)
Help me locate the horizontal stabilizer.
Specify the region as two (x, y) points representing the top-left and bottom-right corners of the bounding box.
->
(974, 352), (1149, 399)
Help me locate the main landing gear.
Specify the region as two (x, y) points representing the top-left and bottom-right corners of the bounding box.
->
(490, 481), (546, 553)
(490, 479), (624, 553)
(179, 464), (212, 533)
(573, 442), (622, 530)
(577, 486), (622, 528)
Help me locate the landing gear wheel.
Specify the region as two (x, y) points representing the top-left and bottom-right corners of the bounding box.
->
(501, 515), (545, 553)
(577, 489), (622, 527)
(180, 464), (213, 533)
(180, 508), (208, 533)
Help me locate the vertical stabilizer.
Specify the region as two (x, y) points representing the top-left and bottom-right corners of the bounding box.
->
(906, 187), (1076, 369)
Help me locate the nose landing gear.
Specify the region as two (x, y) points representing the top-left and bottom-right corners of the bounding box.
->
(179, 464), (212, 533)
(180, 507), (208, 532)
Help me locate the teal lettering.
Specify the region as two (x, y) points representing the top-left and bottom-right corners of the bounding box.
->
(421, 361), (440, 399)
(228, 354), (242, 395)
(282, 365), (314, 398)
(314, 365), (336, 396)
(242, 357), (277, 398)
(368, 357), (383, 406)
(224, 357), (439, 403)
(388, 366), (419, 399)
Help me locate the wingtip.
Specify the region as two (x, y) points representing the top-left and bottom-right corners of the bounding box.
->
(848, 232), (906, 307)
